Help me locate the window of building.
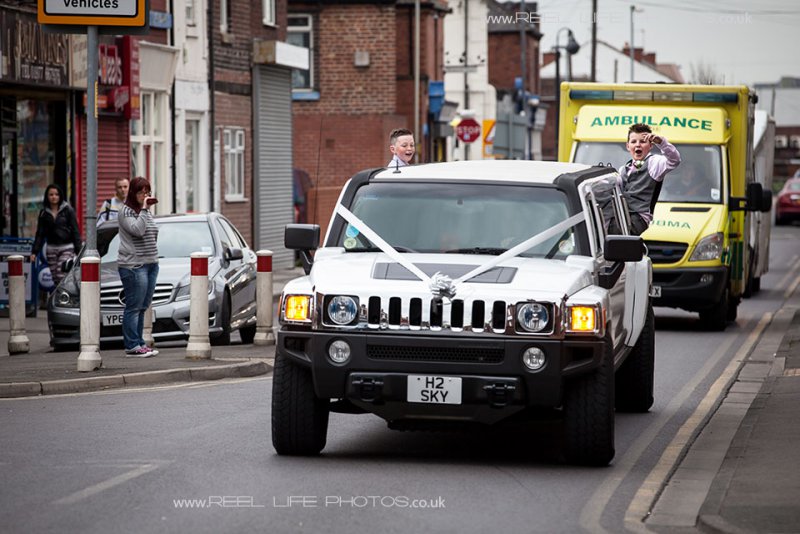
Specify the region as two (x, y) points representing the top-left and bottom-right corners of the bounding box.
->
(287, 15), (313, 91)
(185, 118), (200, 212)
(263, 0), (276, 26)
(220, 0), (231, 34)
(131, 91), (168, 208)
(186, 0), (196, 25)
(223, 128), (245, 200)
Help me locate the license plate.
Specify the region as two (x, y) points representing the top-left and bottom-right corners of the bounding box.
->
(649, 286), (662, 298)
(407, 375), (462, 404)
(102, 313), (124, 326)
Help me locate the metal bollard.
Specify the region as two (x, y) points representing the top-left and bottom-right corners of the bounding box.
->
(185, 251), (211, 359)
(6, 255), (30, 354)
(77, 257), (102, 371)
(143, 306), (155, 348)
(253, 249), (275, 346)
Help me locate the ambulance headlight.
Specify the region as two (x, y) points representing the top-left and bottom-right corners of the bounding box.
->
(690, 232), (723, 262)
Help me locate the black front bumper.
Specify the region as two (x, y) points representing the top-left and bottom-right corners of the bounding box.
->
(277, 330), (605, 423)
(651, 266), (727, 311)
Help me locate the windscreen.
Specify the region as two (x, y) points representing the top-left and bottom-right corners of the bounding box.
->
(574, 142), (723, 204)
(335, 182), (582, 258)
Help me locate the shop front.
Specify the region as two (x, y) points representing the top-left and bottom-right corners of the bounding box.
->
(0, 7), (71, 240)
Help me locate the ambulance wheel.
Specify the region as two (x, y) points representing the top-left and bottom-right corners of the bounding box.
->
(700, 289), (729, 331)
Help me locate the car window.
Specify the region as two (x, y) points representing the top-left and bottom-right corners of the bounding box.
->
(214, 221), (232, 250)
(337, 182), (582, 258)
(219, 218), (246, 249)
(99, 221), (215, 263)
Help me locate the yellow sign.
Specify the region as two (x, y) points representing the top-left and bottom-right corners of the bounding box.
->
(575, 106), (728, 144)
(482, 119), (496, 159)
(38, 0), (147, 27)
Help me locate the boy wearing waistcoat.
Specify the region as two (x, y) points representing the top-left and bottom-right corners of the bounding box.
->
(618, 123), (681, 235)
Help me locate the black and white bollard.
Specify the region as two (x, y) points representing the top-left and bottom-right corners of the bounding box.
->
(77, 257), (102, 371)
(253, 249), (275, 346)
(185, 251), (211, 359)
(6, 255), (30, 354)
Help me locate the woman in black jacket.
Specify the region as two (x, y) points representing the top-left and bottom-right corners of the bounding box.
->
(29, 184), (82, 287)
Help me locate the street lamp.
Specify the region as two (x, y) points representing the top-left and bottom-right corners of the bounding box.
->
(554, 28), (580, 160)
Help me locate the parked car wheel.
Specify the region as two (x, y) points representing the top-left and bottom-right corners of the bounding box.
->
(239, 324), (256, 344)
(271, 353), (329, 455)
(700, 287), (730, 331)
(616, 305), (655, 413)
(563, 334), (615, 466)
(211, 292), (232, 346)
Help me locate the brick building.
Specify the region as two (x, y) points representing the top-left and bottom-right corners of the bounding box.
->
(211, 0), (303, 268)
(288, 0), (449, 237)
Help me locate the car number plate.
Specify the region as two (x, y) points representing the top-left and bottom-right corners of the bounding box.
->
(407, 375), (462, 404)
(649, 285), (662, 298)
(102, 313), (124, 326)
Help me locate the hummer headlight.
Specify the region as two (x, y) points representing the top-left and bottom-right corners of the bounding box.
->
(516, 302), (549, 332)
(283, 295), (312, 322)
(326, 296), (359, 325)
(568, 306), (597, 332)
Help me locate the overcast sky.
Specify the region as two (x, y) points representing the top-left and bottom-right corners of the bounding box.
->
(524, 0), (799, 87)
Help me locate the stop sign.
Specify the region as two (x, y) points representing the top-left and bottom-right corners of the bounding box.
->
(456, 118), (481, 143)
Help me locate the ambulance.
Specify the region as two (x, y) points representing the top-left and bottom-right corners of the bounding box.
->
(558, 83), (772, 330)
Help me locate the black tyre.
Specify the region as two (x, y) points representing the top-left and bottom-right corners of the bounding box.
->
(211, 292), (231, 346)
(563, 335), (615, 466)
(271, 352), (329, 455)
(699, 288), (729, 331)
(239, 324), (256, 344)
(616, 305), (655, 412)
(752, 276), (761, 294)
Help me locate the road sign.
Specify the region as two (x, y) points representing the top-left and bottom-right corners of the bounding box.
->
(456, 118), (481, 144)
(38, 0), (147, 26)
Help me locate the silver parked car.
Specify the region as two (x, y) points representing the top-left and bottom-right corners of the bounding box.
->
(47, 213), (258, 350)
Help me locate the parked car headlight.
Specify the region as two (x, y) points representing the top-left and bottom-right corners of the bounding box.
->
(326, 295), (359, 325)
(175, 280), (214, 301)
(690, 232), (723, 262)
(516, 302), (549, 332)
(53, 288), (79, 308)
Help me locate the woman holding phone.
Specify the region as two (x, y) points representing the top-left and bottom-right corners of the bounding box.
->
(117, 176), (160, 357)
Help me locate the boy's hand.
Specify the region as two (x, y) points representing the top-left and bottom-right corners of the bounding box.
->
(646, 134), (663, 145)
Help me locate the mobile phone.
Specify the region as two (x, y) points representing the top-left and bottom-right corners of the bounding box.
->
(146, 197), (159, 206)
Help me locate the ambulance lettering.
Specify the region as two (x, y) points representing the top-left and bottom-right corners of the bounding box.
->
(651, 219), (691, 229)
(590, 115), (713, 131)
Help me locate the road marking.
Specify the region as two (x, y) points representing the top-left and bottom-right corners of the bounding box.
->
(577, 315), (764, 534)
(624, 312), (770, 528)
(776, 254), (799, 298)
(52, 463), (161, 505)
(783, 270), (800, 300)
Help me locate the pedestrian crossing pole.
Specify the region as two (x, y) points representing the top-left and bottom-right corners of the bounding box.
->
(253, 250), (275, 346)
(6, 256), (30, 355)
(186, 252), (212, 359)
(77, 257), (102, 371)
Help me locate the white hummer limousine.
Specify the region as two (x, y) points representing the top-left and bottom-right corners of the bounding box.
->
(272, 160), (654, 465)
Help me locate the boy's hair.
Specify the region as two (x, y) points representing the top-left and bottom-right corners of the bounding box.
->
(389, 128), (413, 144)
(627, 123), (652, 141)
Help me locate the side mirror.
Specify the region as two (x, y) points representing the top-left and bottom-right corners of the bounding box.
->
(604, 235), (645, 263)
(760, 189), (773, 213)
(746, 183), (766, 212)
(285, 224), (320, 275)
(62, 257), (75, 273)
(224, 247), (244, 261)
(285, 224), (320, 251)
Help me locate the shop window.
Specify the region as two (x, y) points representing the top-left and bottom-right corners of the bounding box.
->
(223, 128), (245, 201)
(287, 15), (313, 91)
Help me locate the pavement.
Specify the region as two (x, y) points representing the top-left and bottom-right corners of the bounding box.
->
(2, 265), (800, 532)
(0, 266), (303, 397)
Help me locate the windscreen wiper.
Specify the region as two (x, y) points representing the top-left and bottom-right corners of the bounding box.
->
(444, 247), (507, 255)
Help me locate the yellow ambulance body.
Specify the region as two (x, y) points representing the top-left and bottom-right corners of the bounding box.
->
(559, 83), (771, 330)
